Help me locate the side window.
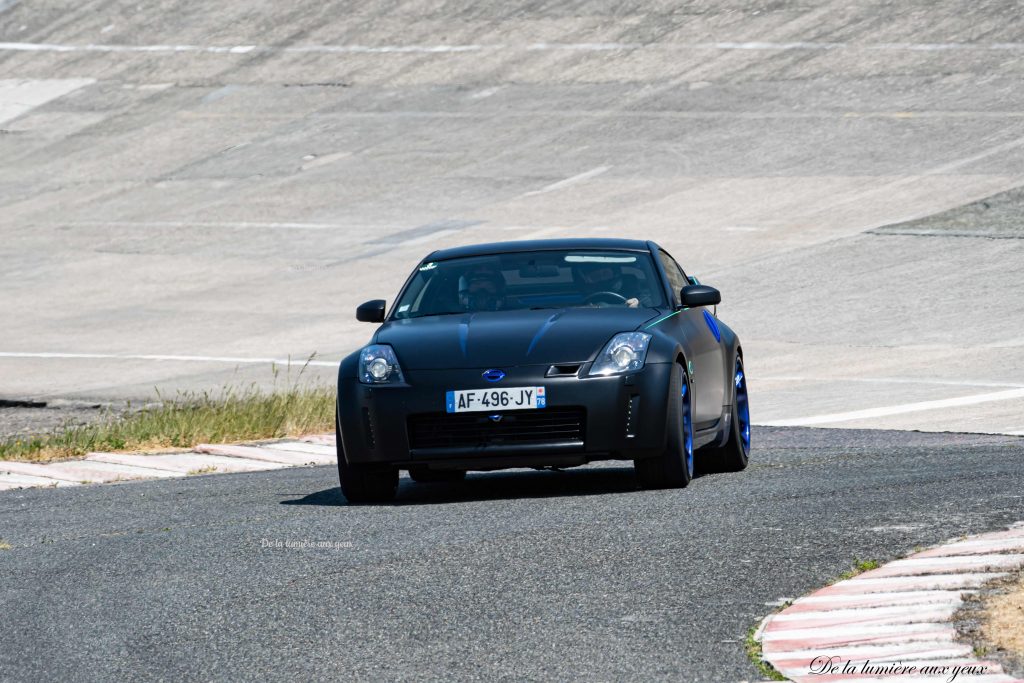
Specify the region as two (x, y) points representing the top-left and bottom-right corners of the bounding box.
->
(657, 250), (688, 304)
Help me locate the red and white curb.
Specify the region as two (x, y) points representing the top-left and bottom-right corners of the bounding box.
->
(0, 435), (336, 490)
(756, 524), (1024, 682)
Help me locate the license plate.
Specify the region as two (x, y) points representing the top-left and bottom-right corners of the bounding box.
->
(445, 387), (546, 413)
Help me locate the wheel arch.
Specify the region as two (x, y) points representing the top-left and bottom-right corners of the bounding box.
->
(710, 322), (743, 448)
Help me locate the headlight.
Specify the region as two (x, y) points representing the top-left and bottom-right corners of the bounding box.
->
(590, 332), (652, 376)
(358, 344), (405, 384)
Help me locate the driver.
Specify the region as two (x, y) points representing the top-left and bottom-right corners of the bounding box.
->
(458, 265), (507, 311)
(578, 263), (640, 307)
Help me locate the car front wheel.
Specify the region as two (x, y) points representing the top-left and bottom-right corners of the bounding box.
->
(336, 410), (398, 503)
(635, 362), (694, 489)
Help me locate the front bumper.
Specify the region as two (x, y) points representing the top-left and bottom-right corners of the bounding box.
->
(337, 362), (673, 469)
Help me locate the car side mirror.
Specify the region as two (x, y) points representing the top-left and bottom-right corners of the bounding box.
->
(680, 285), (721, 308)
(356, 299), (386, 323)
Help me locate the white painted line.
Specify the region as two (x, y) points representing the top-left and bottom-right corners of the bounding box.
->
(5, 41), (1024, 56)
(758, 387), (1024, 427)
(789, 590), (970, 611)
(769, 603), (958, 624)
(0, 352), (338, 367)
(794, 590), (968, 605)
(300, 151), (351, 171)
(0, 78), (94, 125)
(521, 166), (611, 197)
(284, 43), (488, 54)
(51, 220), (353, 230)
(820, 573), (1010, 594)
(766, 609), (959, 633)
(914, 537), (1024, 556)
(864, 554), (1024, 577)
(766, 642), (973, 663)
(761, 621), (953, 642)
(468, 86), (502, 99)
(757, 375), (1024, 389)
(0, 41), (490, 55)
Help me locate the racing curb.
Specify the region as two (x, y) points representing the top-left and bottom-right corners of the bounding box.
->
(755, 524), (1024, 683)
(0, 434), (336, 490)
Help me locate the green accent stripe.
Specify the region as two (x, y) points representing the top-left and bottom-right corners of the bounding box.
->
(644, 308), (687, 329)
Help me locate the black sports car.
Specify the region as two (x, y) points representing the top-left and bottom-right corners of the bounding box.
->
(336, 238), (750, 502)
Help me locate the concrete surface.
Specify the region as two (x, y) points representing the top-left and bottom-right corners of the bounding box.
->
(1, 0), (1023, 433)
(0, 435), (335, 489)
(1, 426), (1023, 681)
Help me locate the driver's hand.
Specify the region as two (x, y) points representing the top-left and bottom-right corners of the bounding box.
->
(626, 297), (639, 308)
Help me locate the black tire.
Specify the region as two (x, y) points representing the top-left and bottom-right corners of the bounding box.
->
(408, 467), (467, 483)
(336, 409), (398, 503)
(635, 362), (693, 490)
(700, 356), (750, 473)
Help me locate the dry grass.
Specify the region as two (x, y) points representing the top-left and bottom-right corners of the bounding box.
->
(0, 369), (335, 463)
(984, 573), (1024, 656)
(834, 558), (881, 582)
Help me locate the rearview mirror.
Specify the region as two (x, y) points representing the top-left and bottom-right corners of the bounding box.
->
(356, 299), (386, 323)
(680, 285), (721, 308)
(518, 264), (560, 278)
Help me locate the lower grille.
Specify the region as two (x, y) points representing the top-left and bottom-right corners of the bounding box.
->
(408, 407), (586, 450)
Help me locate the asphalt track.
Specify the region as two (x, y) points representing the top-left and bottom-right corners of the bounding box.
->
(2, 427), (1023, 682)
(2, 0), (1024, 433)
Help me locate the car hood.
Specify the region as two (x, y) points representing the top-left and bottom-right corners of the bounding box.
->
(375, 307), (660, 369)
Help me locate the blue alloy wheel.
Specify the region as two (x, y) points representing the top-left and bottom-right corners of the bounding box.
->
(734, 359), (751, 457)
(681, 378), (694, 477)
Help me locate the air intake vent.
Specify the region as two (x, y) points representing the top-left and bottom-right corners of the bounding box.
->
(546, 363), (582, 377)
(408, 407), (586, 450)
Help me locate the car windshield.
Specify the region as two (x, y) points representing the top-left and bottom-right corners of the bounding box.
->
(391, 250), (667, 319)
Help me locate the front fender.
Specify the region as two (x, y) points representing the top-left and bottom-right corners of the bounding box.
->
(645, 326), (688, 365)
(337, 350), (360, 398)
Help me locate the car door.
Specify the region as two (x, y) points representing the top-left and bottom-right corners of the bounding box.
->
(656, 250), (726, 429)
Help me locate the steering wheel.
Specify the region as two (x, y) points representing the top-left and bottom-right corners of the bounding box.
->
(583, 291), (629, 305)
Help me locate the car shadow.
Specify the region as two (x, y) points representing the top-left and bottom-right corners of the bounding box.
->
(280, 466), (671, 506)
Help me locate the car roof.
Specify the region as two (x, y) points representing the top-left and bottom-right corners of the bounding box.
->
(425, 238), (656, 261)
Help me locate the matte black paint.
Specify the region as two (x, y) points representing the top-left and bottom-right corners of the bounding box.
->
(337, 238), (743, 471)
